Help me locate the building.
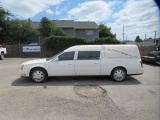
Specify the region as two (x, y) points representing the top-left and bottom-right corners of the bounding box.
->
(31, 20), (99, 41)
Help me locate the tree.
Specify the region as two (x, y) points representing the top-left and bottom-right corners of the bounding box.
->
(0, 5), (10, 24)
(54, 27), (66, 36)
(0, 5), (11, 43)
(27, 18), (32, 22)
(0, 5), (38, 44)
(39, 17), (66, 37)
(39, 17), (55, 37)
(4, 19), (38, 44)
(135, 35), (142, 42)
(99, 24), (116, 38)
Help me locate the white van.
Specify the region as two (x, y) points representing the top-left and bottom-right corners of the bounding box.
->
(20, 45), (143, 83)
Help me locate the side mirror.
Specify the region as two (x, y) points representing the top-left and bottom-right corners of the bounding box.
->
(55, 57), (59, 62)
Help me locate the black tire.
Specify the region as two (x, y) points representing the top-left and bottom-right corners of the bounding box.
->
(111, 68), (126, 82)
(30, 68), (47, 83)
(0, 53), (4, 60)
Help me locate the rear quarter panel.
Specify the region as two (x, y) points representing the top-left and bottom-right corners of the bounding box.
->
(100, 58), (143, 75)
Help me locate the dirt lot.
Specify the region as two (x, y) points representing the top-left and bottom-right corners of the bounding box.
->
(0, 58), (160, 120)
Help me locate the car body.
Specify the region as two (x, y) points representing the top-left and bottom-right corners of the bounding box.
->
(0, 45), (7, 60)
(29, 42), (38, 45)
(141, 50), (160, 64)
(20, 45), (143, 82)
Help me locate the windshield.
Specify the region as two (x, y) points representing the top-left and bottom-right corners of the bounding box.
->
(46, 51), (64, 61)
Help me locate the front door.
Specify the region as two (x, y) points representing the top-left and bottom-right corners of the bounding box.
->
(49, 51), (75, 76)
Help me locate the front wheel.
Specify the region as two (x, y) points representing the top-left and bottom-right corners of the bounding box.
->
(111, 68), (126, 82)
(0, 53), (4, 60)
(30, 68), (47, 83)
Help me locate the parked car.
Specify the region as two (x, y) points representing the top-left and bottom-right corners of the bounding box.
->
(141, 50), (160, 64)
(29, 42), (38, 45)
(0, 45), (7, 60)
(20, 45), (143, 83)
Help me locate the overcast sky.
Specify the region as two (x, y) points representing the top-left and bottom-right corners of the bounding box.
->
(1, 0), (159, 41)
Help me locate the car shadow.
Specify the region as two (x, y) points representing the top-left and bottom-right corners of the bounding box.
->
(12, 76), (142, 87)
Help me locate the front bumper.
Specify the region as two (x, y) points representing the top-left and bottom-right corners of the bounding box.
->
(20, 70), (29, 77)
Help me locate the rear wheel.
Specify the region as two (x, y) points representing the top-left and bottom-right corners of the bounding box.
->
(30, 68), (47, 83)
(0, 53), (4, 60)
(111, 68), (126, 82)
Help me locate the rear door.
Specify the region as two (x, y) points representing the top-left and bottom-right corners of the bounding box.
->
(75, 51), (101, 75)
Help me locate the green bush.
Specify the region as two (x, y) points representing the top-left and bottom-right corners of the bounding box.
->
(45, 36), (87, 54)
(89, 37), (120, 44)
(44, 36), (122, 55)
(120, 41), (126, 44)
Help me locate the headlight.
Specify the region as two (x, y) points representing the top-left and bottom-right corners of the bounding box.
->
(21, 65), (24, 70)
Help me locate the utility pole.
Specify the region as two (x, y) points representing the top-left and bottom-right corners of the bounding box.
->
(154, 31), (159, 49)
(123, 25), (124, 41)
(154, 31), (157, 39)
(126, 35), (127, 41)
(145, 34), (146, 40)
(154, 31), (156, 44)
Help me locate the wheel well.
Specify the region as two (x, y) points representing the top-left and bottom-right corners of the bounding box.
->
(111, 66), (127, 75)
(1, 51), (4, 54)
(29, 67), (48, 77)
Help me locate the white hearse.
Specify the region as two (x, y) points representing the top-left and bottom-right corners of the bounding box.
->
(20, 45), (143, 83)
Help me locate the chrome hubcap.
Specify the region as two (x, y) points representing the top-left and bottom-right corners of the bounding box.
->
(32, 70), (44, 82)
(113, 69), (125, 81)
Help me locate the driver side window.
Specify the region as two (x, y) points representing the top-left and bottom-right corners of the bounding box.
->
(58, 51), (75, 61)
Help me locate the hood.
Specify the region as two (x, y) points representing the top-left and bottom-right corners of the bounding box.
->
(23, 58), (47, 65)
